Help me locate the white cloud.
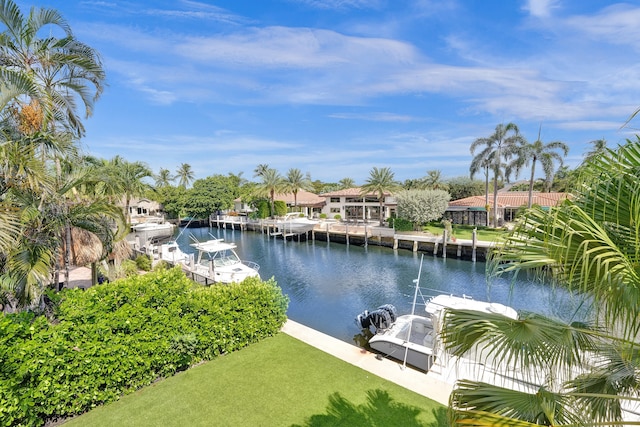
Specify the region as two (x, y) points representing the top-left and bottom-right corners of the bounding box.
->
(522, 0), (560, 18)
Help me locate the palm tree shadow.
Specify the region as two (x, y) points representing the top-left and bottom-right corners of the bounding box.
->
(291, 389), (448, 427)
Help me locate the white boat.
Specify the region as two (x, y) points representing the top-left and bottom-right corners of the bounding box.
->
(189, 237), (260, 284)
(276, 213), (319, 234)
(158, 241), (192, 265)
(358, 294), (517, 371)
(356, 255), (517, 372)
(130, 221), (174, 240)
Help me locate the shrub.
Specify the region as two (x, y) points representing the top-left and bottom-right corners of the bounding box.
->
(390, 217), (413, 231)
(135, 254), (152, 271)
(121, 259), (139, 277)
(319, 213), (327, 219)
(0, 268), (289, 426)
(333, 214), (342, 221)
(273, 200), (287, 217)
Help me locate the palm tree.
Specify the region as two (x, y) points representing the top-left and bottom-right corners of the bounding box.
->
(338, 177), (356, 189)
(104, 156), (152, 224)
(253, 163), (270, 179)
(282, 168), (311, 208)
(469, 151), (493, 226)
(360, 167), (401, 226)
(175, 163), (194, 188)
(424, 169), (448, 190)
(256, 167), (283, 217)
(508, 127), (568, 207)
(0, 0), (105, 138)
(470, 123), (523, 227)
(154, 168), (174, 188)
(584, 138), (607, 162)
(442, 138), (640, 426)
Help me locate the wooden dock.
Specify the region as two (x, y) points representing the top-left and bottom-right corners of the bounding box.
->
(208, 216), (496, 262)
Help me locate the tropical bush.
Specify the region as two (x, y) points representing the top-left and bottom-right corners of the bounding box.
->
(389, 217), (413, 231)
(396, 189), (450, 227)
(273, 200), (287, 217)
(135, 254), (152, 271)
(0, 268), (288, 426)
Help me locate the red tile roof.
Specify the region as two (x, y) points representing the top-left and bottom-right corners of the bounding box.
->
(273, 189), (325, 206)
(449, 192), (572, 208)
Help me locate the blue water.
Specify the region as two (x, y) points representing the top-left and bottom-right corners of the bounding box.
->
(174, 227), (590, 345)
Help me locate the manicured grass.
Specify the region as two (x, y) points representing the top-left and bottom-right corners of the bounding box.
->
(65, 333), (447, 426)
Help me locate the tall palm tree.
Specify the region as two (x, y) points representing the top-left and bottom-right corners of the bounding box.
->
(175, 163), (194, 189)
(584, 138), (607, 162)
(508, 127), (568, 207)
(154, 168), (174, 188)
(469, 151), (493, 226)
(360, 167), (401, 226)
(442, 138), (640, 426)
(256, 167), (283, 217)
(103, 156), (152, 224)
(282, 168), (311, 208)
(0, 0), (105, 138)
(470, 123), (523, 227)
(253, 163), (270, 179)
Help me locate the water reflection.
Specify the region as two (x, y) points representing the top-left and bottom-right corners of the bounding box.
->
(174, 227), (591, 344)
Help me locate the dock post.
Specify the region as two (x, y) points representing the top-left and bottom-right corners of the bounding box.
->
(345, 223), (349, 246)
(433, 242), (438, 255)
(457, 244), (462, 258)
(442, 230), (447, 258)
(326, 223), (330, 243)
(393, 236), (398, 250)
(364, 224), (368, 247)
(472, 228), (477, 262)
(413, 240), (418, 252)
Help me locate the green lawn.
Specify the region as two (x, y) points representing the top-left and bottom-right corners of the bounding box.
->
(65, 333), (447, 427)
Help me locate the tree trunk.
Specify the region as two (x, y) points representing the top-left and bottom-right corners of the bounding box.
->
(493, 174), (499, 228)
(379, 200), (384, 226)
(528, 161), (536, 208)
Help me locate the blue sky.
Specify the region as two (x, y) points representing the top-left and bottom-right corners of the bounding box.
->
(21, 0), (640, 184)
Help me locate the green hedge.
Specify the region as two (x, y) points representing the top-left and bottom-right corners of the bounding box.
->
(0, 267), (289, 426)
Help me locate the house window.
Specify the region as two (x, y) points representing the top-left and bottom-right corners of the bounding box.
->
(330, 208), (341, 213)
(345, 197), (362, 203)
(364, 197), (378, 203)
(330, 197), (340, 203)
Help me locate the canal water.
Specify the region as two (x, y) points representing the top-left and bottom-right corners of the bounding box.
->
(174, 226), (590, 346)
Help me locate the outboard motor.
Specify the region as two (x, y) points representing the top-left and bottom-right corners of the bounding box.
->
(376, 304), (397, 323)
(355, 310), (370, 329)
(355, 305), (397, 331)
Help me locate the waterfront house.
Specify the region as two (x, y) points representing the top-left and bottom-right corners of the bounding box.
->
(232, 190), (325, 217)
(319, 187), (397, 223)
(445, 191), (572, 226)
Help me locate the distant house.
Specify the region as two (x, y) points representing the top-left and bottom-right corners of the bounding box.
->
(125, 197), (165, 223)
(233, 189), (325, 217)
(445, 192), (572, 226)
(319, 187), (396, 222)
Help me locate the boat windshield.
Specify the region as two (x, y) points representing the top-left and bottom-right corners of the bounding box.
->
(205, 249), (240, 267)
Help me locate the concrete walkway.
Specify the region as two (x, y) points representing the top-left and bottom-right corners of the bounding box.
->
(281, 319), (453, 405)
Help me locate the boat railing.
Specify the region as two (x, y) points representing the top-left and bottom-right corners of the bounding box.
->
(242, 260), (260, 271)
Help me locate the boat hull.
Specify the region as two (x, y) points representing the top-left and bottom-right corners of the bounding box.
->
(368, 315), (435, 371)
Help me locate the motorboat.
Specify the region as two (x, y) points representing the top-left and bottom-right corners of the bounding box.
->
(357, 294), (517, 371)
(130, 221), (174, 241)
(276, 213), (319, 234)
(356, 288), (517, 372)
(158, 241), (192, 265)
(189, 237), (260, 284)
